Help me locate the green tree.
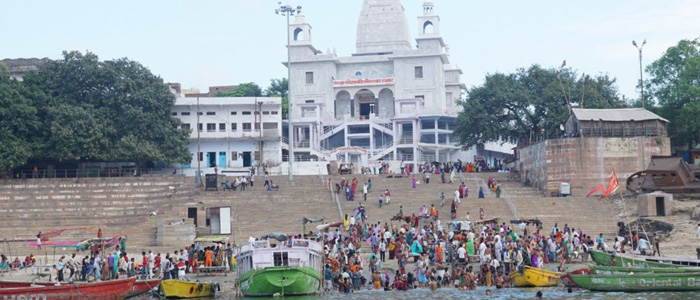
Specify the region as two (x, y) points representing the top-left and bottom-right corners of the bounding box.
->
(215, 82), (262, 97)
(22, 51), (191, 165)
(645, 38), (700, 150)
(453, 65), (625, 149)
(265, 78), (288, 115)
(0, 64), (40, 172)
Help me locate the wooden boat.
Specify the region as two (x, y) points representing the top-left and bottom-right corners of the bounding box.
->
(158, 279), (216, 299)
(0, 277), (135, 300)
(571, 272), (700, 292)
(508, 266), (562, 287)
(0, 280), (54, 288)
(589, 249), (698, 268)
(560, 268), (592, 287)
(127, 278), (162, 298)
(590, 265), (700, 274)
(236, 238), (322, 296)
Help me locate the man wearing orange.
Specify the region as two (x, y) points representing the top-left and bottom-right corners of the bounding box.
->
(205, 248), (213, 267)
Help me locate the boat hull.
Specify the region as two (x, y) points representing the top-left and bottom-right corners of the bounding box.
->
(127, 279), (162, 298)
(0, 277), (135, 300)
(239, 266), (320, 297)
(591, 265), (700, 274)
(571, 272), (700, 292)
(589, 249), (685, 268)
(508, 266), (561, 287)
(561, 268), (592, 287)
(159, 279), (215, 299)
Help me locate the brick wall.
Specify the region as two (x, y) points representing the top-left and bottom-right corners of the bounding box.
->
(518, 136), (671, 196)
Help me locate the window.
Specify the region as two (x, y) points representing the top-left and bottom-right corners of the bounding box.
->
(263, 111), (270, 115)
(254, 122), (260, 130)
(181, 112), (190, 116)
(254, 111), (260, 115)
(198, 123), (203, 132)
(171, 112), (177, 116)
(231, 123), (237, 132)
(182, 123), (190, 130)
(243, 123), (252, 132)
(415, 66), (423, 79)
(305, 72), (314, 84)
(207, 123), (216, 132)
(198, 112), (203, 115)
(231, 111), (237, 115)
(219, 123), (226, 131)
(254, 151), (260, 161)
(271, 111), (279, 115)
(242, 111), (252, 115)
(199, 152), (203, 161)
(273, 252), (289, 266)
(231, 151), (238, 161)
(305, 99), (314, 103)
(206, 112), (215, 115)
(416, 95), (425, 107)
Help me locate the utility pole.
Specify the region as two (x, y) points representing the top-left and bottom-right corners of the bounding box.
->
(633, 39), (647, 108)
(197, 96), (201, 184)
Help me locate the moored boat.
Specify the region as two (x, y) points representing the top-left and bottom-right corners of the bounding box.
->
(561, 268), (592, 287)
(589, 249), (695, 268)
(508, 266), (562, 287)
(571, 272), (700, 292)
(236, 236), (322, 296)
(159, 279), (216, 299)
(590, 265), (700, 274)
(127, 278), (162, 298)
(0, 276), (135, 300)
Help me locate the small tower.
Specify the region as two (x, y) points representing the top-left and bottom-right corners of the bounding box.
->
(416, 1), (444, 52)
(289, 11), (320, 58)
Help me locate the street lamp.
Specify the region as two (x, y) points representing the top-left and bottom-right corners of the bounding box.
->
(258, 101), (263, 174)
(632, 39), (647, 108)
(276, 2), (301, 182)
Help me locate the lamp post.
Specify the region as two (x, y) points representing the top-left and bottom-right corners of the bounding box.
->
(258, 101), (263, 174)
(632, 39), (647, 108)
(276, 2), (301, 182)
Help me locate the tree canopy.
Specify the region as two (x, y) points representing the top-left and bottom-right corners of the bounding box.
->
(215, 82), (262, 97)
(453, 65), (626, 149)
(645, 38), (700, 150)
(265, 78), (288, 115)
(0, 51), (191, 171)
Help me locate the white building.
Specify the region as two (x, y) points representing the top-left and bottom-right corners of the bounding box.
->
(285, 0), (512, 170)
(173, 97), (282, 175)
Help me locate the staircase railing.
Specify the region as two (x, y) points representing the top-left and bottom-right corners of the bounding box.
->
(320, 169), (343, 222)
(471, 175), (518, 218)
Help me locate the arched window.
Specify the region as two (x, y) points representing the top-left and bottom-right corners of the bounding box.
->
(294, 28), (305, 41)
(423, 21), (434, 34)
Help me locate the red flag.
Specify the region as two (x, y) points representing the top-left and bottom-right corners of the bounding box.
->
(586, 169), (619, 199)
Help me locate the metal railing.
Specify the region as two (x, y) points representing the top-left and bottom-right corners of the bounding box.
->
(472, 175), (518, 218)
(320, 170), (343, 222)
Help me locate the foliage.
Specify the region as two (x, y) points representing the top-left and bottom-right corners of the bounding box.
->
(21, 51), (191, 165)
(0, 67), (39, 170)
(265, 78), (288, 115)
(215, 82), (262, 97)
(645, 38), (700, 150)
(453, 65), (626, 149)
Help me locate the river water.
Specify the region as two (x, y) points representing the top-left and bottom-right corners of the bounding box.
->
(144, 286), (698, 299)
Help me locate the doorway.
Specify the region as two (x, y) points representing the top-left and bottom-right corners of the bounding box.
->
(359, 103), (374, 119)
(218, 152), (227, 168)
(655, 197), (665, 216)
(242, 152), (252, 167)
(187, 207), (197, 227)
(207, 152), (216, 167)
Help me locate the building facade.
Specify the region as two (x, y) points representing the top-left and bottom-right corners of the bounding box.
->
(172, 97), (282, 175)
(285, 0), (511, 168)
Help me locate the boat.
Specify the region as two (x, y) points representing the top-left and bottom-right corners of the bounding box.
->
(571, 272), (700, 292)
(0, 277), (135, 300)
(560, 268), (592, 287)
(589, 249), (699, 268)
(127, 278), (162, 298)
(590, 265), (700, 274)
(236, 237), (322, 296)
(158, 279), (216, 299)
(508, 266), (562, 287)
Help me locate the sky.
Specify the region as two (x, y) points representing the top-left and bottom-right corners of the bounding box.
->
(2, 0), (700, 101)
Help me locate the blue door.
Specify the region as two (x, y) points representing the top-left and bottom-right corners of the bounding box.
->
(219, 152), (227, 168)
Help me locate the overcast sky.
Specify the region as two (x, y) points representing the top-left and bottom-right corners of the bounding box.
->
(3, 0), (700, 101)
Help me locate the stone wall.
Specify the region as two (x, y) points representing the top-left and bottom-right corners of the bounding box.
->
(518, 136), (671, 196)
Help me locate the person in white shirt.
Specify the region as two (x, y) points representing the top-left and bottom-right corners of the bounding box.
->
(457, 244), (467, 263)
(454, 189), (460, 204)
(697, 224), (700, 238)
(147, 251), (155, 279)
(479, 241), (487, 263)
(363, 183), (368, 201)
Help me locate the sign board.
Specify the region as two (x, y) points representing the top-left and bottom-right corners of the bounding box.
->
(333, 78), (394, 87)
(205, 174), (218, 191)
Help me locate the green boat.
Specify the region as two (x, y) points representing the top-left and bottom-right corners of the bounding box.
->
(591, 265), (700, 274)
(589, 249), (684, 268)
(571, 272), (700, 292)
(236, 236), (323, 297)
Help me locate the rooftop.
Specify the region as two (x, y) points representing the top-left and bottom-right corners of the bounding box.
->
(571, 108), (669, 123)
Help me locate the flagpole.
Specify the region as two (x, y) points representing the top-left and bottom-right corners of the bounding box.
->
(580, 73), (586, 108)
